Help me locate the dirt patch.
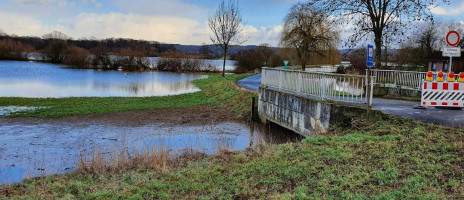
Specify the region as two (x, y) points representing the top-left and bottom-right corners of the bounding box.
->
(0, 105), (240, 127)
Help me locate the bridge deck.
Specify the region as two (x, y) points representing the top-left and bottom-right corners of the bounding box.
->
(239, 73), (464, 129)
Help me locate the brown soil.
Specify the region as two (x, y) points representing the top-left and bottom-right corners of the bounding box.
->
(0, 105), (240, 127)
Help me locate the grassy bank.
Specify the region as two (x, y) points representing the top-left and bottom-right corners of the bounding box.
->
(1, 111), (463, 199)
(0, 73), (256, 118)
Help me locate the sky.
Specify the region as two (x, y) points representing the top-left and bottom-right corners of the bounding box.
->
(0, 0), (463, 47)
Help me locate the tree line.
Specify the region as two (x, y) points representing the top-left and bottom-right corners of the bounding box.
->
(0, 31), (176, 71)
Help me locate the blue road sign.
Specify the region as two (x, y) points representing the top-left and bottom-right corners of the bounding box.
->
(367, 44), (374, 68)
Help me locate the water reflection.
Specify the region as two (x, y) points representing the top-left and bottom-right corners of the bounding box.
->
(147, 57), (236, 71)
(0, 121), (301, 185)
(0, 61), (207, 97)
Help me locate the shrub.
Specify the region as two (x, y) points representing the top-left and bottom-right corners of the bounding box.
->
(0, 38), (35, 60)
(41, 40), (69, 63)
(344, 48), (367, 74)
(112, 48), (151, 71)
(233, 46), (283, 73)
(113, 56), (151, 71)
(156, 57), (215, 72)
(336, 65), (346, 74)
(63, 46), (91, 68)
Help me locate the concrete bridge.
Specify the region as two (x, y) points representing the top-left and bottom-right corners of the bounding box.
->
(238, 68), (464, 137)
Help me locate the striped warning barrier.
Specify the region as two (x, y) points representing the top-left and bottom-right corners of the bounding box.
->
(421, 78), (464, 107)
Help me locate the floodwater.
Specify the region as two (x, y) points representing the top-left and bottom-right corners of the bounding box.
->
(147, 57), (236, 71)
(0, 120), (300, 185)
(0, 61), (208, 98)
(0, 106), (47, 116)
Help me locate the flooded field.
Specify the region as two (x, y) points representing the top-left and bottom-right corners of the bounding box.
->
(0, 118), (300, 184)
(0, 61), (207, 98)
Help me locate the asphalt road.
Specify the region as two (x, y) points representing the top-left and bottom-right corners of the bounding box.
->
(237, 73), (464, 129)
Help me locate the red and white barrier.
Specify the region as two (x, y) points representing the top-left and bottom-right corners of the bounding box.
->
(421, 81), (464, 107)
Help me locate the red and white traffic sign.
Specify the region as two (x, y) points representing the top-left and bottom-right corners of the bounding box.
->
(446, 31), (460, 47)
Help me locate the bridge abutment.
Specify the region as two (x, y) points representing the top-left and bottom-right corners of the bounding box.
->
(258, 87), (364, 137)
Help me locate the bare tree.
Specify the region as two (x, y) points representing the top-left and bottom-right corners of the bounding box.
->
(256, 43), (274, 66)
(208, 0), (245, 77)
(280, 3), (338, 71)
(416, 22), (440, 59)
(42, 31), (72, 40)
(307, 0), (447, 68)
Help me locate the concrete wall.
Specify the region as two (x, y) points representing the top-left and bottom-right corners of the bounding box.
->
(258, 87), (364, 137)
(373, 86), (421, 98)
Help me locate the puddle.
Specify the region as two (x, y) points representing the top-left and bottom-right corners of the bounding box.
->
(0, 106), (47, 116)
(0, 121), (300, 185)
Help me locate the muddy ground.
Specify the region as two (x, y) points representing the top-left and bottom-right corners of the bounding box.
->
(0, 105), (239, 127)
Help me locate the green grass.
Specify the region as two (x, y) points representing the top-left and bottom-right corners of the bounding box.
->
(2, 111), (464, 199)
(0, 73), (256, 118)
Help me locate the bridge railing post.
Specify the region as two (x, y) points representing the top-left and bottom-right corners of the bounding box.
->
(321, 74), (326, 100)
(297, 71), (302, 94)
(278, 69), (283, 90)
(261, 67), (267, 87)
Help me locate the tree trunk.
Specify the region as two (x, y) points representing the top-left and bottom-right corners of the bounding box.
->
(374, 31), (383, 69)
(222, 47), (227, 77)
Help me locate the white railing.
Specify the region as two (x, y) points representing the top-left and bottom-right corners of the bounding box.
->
(262, 67), (373, 105)
(305, 67), (337, 73)
(368, 69), (426, 90)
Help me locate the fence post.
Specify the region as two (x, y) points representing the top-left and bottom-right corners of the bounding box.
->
(365, 69), (369, 104)
(278, 69), (283, 90)
(370, 77), (374, 107)
(297, 71), (302, 93)
(321, 75), (326, 100)
(394, 70), (398, 86)
(366, 68), (371, 112)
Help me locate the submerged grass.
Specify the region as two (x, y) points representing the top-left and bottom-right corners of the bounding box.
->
(0, 73), (256, 118)
(2, 112), (464, 199)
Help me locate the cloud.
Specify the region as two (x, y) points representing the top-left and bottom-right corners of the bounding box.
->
(114, 0), (208, 19)
(0, 12), (50, 36)
(68, 13), (211, 44)
(430, 2), (464, 16)
(1, 0), (284, 46)
(242, 25), (282, 46)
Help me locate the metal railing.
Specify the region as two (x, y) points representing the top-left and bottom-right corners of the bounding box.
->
(262, 67), (373, 105)
(305, 67), (337, 73)
(368, 69), (426, 90)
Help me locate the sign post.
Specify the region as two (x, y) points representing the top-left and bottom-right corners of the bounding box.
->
(366, 44), (374, 112)
(445, 31), (461, 72)
(283, 60), (289, 70)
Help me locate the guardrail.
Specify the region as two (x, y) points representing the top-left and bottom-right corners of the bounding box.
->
(262, 67), (373, 105)
(368, 69), (426, 90)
